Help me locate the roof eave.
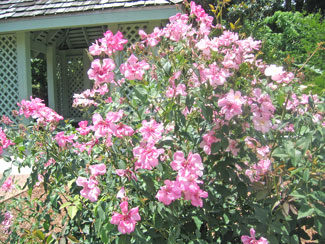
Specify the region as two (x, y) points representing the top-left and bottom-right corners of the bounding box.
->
(0, 5), (181, 34)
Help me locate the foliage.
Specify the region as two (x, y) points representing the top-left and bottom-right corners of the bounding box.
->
(224, 0), (284, 24)
(0, 2), (324, 243)
(31, 56), (48, 106)
(241, 11), (325, 95)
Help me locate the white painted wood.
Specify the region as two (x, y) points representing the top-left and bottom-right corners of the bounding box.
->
(17, 32), (32, 102)
(47, 45), (57, 110)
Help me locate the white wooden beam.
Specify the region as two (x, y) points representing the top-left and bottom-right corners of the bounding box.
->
(47, 45), (57, 110)
(83, 49), (92, 90)
(31, 39), (47, 54)
(65, 29), (72, 49)
(47, 29), (60, 44)
(82, 27), (89, 45)
(17, 32), (32, 102)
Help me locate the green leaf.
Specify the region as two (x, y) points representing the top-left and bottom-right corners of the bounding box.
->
(134, 86), (147, 103)
(158, 139), (174, 147)
(291, 149), (302, 166)
(313, 191), (325, 202)
(192, 216), (203, 230)
(266, 234), (279, 244)
(237, 182), (247, 198)
(100, 223), (114, 243)
(67, 235), (79, 243)
(141, 175), (156, 194)
(153, 213), (163, 229)
(303, 168), (310, 181)
(254, 206), (268, 223)
(97, 202), (106, 222)
(186, 96), (194, 110)
(290, 190), (306, 199)
(210, 142), (220, 154)
(118, 235), (131, 244)
(163, 61), (172, 74)
(33, 230), (46, 241)
(14, 136), (24, 144)
(315, 217), (325, 238)
(67, 205), (78, 220)
(272, 147), (289, 159)
(298, 204), (314, 219)
(256, 190), (268, 200)
(200, 104), (213, 121)
(118, 160), (126, 169)
(313, 202), (325, 217)
(59, 202), (72, 210)
(222, 213), (230, 224)
(289, 167), (304, 177)
(0, 168), (12, 188)
(45, 234), (54, 244)
(133, 226), (147, 242)
(178, 111), (186, 126)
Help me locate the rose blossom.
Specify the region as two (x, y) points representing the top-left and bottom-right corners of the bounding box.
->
(110, 201), (141, 234)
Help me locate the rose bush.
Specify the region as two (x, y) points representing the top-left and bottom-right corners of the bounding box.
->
(0, 1), (324, 243)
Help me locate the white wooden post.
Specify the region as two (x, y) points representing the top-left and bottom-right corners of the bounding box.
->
(83, 49), (92, 90)
(47, 45), (57, 110)
(17, 32), (32, 102)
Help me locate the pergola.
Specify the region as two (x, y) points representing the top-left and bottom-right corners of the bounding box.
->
(0, 0), (181, 121)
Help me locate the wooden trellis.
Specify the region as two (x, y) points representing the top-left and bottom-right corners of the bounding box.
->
(0, 34), (19, 122)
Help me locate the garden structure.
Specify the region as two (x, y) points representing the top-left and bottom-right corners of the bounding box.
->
(0, 0), (182, 121)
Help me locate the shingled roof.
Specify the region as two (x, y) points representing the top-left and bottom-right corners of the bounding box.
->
(0, 0), (182, 20)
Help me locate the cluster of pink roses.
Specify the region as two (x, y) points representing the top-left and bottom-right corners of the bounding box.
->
(190, 1), (213, 35)
(249, 88), (275, 133)
(110, 200), (141, 234)
(1, 211), (13, 233)
(0, 128), (14, 154)
(244, 137), (272, 182)
(1, 177), (14, 192)
(218, 89), (245, 121)
(156, 151), (208, 207)
(165, 71), (188, 98)
(199, 129), (220, 155)
(264, 64), (294, 85)
(55, 131), (76, 148)
(17, 97), (63, 126)
(133, 119), (164, 170)
(89, 30), (127, 56)
(76, 163), (106, 202)
(241, 228), (269, 244)
(120, 54), (150, 81)
(73, 84), (110, 108)
(88, 59), (116, 88)
(55, 110), (134, 155)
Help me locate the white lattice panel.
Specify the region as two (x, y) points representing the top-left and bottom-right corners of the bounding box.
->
(66, 56), (84, 118)
(56, 55), (63, 115)
(119, 22), (148, 47)
(0, 34), (19, 122)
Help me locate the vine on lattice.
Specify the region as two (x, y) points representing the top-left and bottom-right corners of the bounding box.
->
(0, 34), (19, 122)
